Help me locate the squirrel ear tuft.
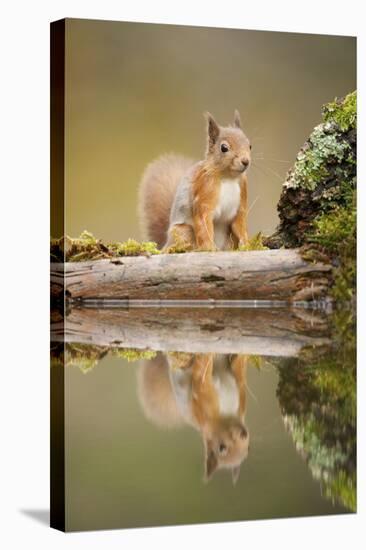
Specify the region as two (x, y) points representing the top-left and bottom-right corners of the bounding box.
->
(205, 112), (220, 147)
(233, 109), (242, 129)
(204, 447), (218, 482)
(204, 439), (218, 482)
(231, 464), (241, 486)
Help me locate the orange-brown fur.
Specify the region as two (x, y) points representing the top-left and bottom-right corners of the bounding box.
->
(189, 353), (249, 481)
(138, 111), (251, 250)
(192, 163), (221, 250)
(137, 354), (183, 428)
(138, 154), (194, 248)
(231, 176), (249, 247)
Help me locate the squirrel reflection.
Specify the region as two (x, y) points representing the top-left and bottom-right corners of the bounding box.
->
(138, 352), (249, 484)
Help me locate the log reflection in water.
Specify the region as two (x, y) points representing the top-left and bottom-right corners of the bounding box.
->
(51, 306), (331, 357)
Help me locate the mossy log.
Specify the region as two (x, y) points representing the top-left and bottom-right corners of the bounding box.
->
(51, 249), (332, 303)
(266, 92), (356, 250)
(51, 306), (331, 357)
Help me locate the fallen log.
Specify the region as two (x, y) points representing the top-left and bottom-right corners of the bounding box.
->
(51, 306), (331, 357)
(51, 249), (332, 302)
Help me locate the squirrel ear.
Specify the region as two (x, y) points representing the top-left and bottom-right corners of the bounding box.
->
(233, 109), (242, 129)
(204, 440), (218, 482)
(205, 112), (220, 147)
(231, 464), (241, 486)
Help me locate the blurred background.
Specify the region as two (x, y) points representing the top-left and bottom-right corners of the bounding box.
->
(65, 19), (356, 241)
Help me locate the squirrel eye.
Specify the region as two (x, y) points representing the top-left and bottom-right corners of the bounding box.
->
(221, 143), (229, 153)
(219, 443), (227, 454)
(250, 144), (252, 150)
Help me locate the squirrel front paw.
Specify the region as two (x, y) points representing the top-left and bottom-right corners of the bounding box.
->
(236, 239), (249, 250)
(196, 243), (218, 252)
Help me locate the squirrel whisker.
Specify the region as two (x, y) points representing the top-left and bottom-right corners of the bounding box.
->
(251, 161), (284, 182)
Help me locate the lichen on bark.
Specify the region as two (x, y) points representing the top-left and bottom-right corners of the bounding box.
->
(266, 91), (356, 301)
(276, 314), (356, 512)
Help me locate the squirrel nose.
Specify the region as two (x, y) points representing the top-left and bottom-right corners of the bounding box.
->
(241, 158), (249, 168)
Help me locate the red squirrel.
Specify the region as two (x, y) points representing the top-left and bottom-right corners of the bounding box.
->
(138, 352), (249, 483)
(138, 111), (251, 251)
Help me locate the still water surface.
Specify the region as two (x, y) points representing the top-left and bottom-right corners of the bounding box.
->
(58, 309), (355, 531)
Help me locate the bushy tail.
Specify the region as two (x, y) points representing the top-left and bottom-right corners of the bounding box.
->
(137, 353), (183, 428)
(138, 154), (194, 248)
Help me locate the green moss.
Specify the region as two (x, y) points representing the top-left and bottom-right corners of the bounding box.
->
(51, 230), (269, 259)
(277, 312), (356, 512)
(306, 188), (356, 301)
(325, 470), (356, 512)
(323, 91), (357, 132)
(51, 231), (160, 262)
(238, 232), (269, 252)
(64, 343), (107, 374)
(165, 227), (194, 254)
(248, 354), (264, 370)
(111, 348), (156, 362)
(52, 343), (156, 372)
(310, 196), (355, 253)
(299, 245), (330, 265)
(109, 238), (160, 257)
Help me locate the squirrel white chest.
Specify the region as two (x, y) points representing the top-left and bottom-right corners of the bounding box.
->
(169, 357), (240, 425)
(214, 178), (241, 223)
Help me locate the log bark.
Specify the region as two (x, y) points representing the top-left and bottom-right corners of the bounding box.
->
(51, 306), (331, 357)
(51, 249), (332, 302)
